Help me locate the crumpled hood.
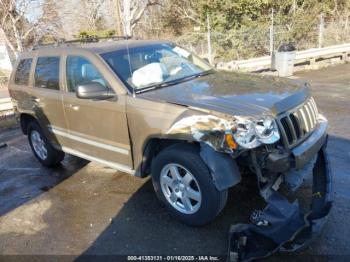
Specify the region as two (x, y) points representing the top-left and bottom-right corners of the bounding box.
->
(138, 71), (310, 116)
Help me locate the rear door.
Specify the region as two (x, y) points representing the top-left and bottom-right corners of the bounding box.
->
(9, 56), (34, 112)
(60, 53), (133, 173)
(30, 52), (69, 147)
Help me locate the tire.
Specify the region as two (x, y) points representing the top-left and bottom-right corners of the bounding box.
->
(151, 143), (228, 226)
(27, 121), (65, 167)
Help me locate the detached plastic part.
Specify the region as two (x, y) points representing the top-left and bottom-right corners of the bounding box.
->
(227, 146), (333, 262)
(200, 143), (241, 191)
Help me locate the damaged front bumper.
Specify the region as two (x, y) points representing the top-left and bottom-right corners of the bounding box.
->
(227, 128), (333, 261)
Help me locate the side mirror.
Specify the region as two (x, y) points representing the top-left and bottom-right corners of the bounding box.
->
(75, 82), (114, 100)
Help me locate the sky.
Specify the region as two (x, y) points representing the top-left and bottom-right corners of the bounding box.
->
(19, 0), (44, 22)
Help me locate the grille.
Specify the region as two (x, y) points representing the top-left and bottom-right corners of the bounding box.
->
(277, 97), (319, 147)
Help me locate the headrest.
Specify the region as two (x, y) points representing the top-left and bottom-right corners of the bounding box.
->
(82, 64), (100, 80)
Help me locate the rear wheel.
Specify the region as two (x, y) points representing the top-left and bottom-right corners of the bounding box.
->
(151, 143), (228, 226)
(27, 121), (65, 167)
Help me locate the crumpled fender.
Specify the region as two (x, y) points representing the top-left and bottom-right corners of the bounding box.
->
(199, 143), (241, 191)
(166, 114), (237, 153)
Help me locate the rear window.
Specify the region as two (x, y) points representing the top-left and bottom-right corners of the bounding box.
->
(14, 59), (32, 85)
(34, 56), (60, 90)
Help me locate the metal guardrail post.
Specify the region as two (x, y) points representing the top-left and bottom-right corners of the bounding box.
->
(318, 13), (325, 48)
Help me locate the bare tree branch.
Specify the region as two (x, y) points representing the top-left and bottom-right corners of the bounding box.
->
(119, 0), (161, 36)
(0, 0), (42, 53)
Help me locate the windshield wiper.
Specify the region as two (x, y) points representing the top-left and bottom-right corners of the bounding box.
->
(135, 69), (215, 94)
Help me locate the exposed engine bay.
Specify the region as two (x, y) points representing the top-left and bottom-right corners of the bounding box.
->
(165, 92), (332, 261)
(228, 145), (332, 261)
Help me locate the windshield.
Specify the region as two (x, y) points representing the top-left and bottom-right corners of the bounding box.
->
(100, 43), (212, 93)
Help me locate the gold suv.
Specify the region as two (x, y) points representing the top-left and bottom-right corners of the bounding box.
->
(8, 39), (331, 226)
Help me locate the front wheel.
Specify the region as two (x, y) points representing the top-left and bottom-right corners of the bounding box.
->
(151, 144), (228, 226)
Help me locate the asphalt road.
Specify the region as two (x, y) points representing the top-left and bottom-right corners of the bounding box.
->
(0, 64), (349, 261)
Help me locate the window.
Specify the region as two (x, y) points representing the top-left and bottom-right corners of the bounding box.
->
(34, 57), (60, 90)
(14, 59), (32, 85)
(66, 56), (109, 92)
(100, 43), (211, 92)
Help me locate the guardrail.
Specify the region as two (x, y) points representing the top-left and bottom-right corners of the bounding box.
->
(0, 98), (12, 113)
(217, 43), (350, 72)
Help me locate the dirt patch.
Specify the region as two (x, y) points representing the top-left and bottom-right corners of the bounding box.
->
(0, 115), (17, 134)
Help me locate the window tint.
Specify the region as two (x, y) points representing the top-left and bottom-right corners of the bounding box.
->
(15, 59), (32, 85)
(66, 56), (109, 92)
(34, 57), (60, 90)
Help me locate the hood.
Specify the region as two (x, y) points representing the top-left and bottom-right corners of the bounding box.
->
(138, 71), (310, 116)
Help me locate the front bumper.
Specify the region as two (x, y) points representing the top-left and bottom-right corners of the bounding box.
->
(228, 134), (333, 261)
(266, 117), (328, 173)
(292, 118), (328, 169)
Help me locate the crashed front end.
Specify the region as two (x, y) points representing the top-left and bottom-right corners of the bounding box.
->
(167, 96), (332, 261)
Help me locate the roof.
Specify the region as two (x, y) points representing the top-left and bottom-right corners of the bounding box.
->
(83, 40), (171, 54)
(31, 39), (172, 54)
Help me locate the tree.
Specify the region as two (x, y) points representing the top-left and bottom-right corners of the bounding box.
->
(81, 0), (107, 30)
(0, 0), (39, 54)
(115, 0), (161, 36)
(35, 0), (64, 43)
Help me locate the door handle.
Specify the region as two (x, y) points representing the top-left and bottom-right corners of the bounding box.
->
(66, 104), (80, 111)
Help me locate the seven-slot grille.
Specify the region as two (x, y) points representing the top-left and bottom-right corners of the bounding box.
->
(277, 97), (319, 147)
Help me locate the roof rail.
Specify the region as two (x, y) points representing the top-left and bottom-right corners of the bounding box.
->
(32, 35), (132, 50)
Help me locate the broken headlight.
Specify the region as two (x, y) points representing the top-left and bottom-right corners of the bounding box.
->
(233, 116), (280, 149)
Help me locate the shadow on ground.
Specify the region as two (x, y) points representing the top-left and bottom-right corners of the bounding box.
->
(76, 134), (350, 259)
(78, 177), (264, 257)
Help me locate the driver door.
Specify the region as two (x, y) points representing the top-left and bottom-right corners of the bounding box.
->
(61, 55), (133, 173)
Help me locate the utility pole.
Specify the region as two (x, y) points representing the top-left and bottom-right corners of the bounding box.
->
(270, 8), (274, 56)
(318, 13), (324, 48)
(292, 0), (296, 15)
(207, 12), (213, 65)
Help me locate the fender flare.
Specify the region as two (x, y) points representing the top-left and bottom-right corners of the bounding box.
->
(199, 143), (241, 191)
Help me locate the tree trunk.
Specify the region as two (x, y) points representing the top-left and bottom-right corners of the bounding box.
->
(122, 0), (132, 37)
(115, 0), (123, 35)
(9, 15), (24, 52)
(0, 28), (17, 57)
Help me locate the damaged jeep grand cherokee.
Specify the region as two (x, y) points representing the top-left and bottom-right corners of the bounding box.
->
(9, 40), (332, 259)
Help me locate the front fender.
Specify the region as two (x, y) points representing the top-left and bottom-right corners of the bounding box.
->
(199, 143), (241, 191)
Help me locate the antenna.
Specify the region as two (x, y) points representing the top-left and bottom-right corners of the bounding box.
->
(124, 27), (135, 98)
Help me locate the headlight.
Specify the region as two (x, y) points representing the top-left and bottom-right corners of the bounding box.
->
(233, 116), (280, 149)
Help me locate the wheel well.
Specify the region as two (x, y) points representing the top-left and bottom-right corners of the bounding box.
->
(20, 114), (37, 135)
(140, 138), (198, 178)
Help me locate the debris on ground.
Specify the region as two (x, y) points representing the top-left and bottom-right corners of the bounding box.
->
(227, 147), (333, 261)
